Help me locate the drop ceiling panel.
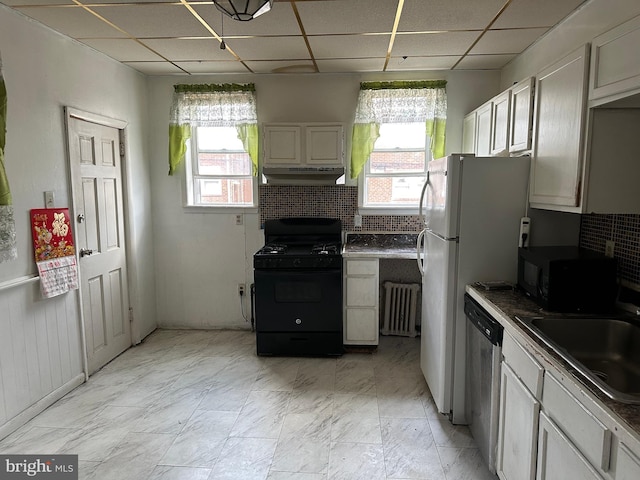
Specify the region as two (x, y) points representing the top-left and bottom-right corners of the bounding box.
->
(81, 38), (165, 61)
(308, 34), (390, 59)
(316, 58), (386, 73)
(296, 0), (398, 35)
(244, 60), (316, 74)
(91, 4), (211, 38)
(143, 38), (231, 62)
(122, 61), (186, 75)
(398, 0), (506, 31)
(493, 0), (587, 29)
(174, 61), (250, 74)
(3, 0), (73, 5)
(225, 36), (309, 61)
(392, 31), (481, 57)
(455, 54), (517, 70)
(386, 55), (460, 71)
(470, 28), (550, 55)
(14, 6), (126, 37)
(193, 2), (301, 36)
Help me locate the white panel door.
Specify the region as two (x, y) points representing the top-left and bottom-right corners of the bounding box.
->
(420, 230), (457, 415)
(68, 115), (130, 374)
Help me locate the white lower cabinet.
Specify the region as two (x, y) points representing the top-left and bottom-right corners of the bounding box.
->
(537, 412), (604, 480)
(497, 363), (540, 480)
(343, 258), (379, 345)
(616, 443), (640, 480)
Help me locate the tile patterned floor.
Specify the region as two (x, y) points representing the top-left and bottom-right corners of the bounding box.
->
(0, 329), (496, 480)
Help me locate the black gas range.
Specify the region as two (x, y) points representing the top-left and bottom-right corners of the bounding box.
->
(253, 218), (343, 356)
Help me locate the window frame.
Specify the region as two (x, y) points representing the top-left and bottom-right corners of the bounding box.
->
(358, 122), (431, 214)
(183, 126), (258, 212)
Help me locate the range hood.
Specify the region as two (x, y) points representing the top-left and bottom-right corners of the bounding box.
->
(262, 166), (345, 185)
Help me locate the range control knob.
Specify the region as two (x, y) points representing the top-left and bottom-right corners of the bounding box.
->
(295, 318), (302, 325)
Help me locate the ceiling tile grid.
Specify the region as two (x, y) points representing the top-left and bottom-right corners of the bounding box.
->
(2, 0), (588, 75)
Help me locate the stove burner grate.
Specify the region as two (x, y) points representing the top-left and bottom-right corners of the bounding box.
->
(312, 244), (339, 255)
(259, 243), (288, 255)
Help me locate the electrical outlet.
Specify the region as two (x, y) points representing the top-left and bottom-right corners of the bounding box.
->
(235, 214), (243, 225)
(605, 240), (615, 258)
(238, 283), (245, 296)
(354, 214), (362, 228)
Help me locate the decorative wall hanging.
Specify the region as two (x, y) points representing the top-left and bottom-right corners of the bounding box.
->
(30, 208), (78, 298)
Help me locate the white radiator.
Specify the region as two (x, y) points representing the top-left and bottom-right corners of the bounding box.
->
(381, 281), (420, 337)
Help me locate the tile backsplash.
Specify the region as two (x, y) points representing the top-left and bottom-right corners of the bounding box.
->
(580, 214), (640, 288)
(259, 185), (422, 232)
(259, 186), (640, 289)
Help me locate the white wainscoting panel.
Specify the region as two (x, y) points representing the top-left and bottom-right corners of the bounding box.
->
(0, 281), (84, 437)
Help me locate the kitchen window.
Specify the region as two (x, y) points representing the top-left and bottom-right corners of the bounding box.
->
(185, 126), (256, 207)
(168, 83), (259, 209)
(362, 122), (430, 207)
(351, 81), (447, 210)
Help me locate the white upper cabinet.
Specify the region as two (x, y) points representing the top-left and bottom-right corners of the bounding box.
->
(462, 111), (477, 154)
(530, 45), (589, 210)
(263, 125), (302, 165)
(305, 125), (344, 165)
(263, 123), (344, 167)
(589, 14), (640, 105)
(509, 77), (535, 153)
(475, 102), (493, 157)
(490, 90), (511, 156)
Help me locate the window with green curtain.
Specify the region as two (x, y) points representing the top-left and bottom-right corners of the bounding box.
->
(350, 80), (447, 179)
(0, 50), (17, 263)
(168, 83), (259, 176)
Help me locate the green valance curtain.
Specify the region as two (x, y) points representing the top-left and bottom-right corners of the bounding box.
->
(350, 80), (447, 179)
(168, 83), (259, 176)
(0, 51), (16, 263)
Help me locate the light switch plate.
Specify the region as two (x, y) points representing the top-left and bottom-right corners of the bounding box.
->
(44, 191), (54, 208)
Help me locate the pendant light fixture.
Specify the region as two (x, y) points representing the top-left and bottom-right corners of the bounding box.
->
(213, 0), (273, 21)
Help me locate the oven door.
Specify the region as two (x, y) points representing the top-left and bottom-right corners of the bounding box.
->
(254, 268), (343, 333)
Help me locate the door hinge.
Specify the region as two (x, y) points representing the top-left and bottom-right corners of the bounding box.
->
(120, 142), (125, 156)
(128, 307), (134, 323)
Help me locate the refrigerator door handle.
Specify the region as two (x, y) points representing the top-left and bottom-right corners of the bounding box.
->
(416, 228), (426, 274)
(418, 171), (430, 223)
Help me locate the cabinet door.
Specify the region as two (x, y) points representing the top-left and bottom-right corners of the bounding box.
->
(346, 276), (378, 307)
(590, 14), (640, 103)
(263, 125), (302, 165)
(344, 308), (378, 344)
(509, 77), (534, 153)
(462, 111), (477, 154)
(475, 102), (493, 156)
(530, 45), (589, 208)
(616, 443), (640, 480)
(537, 413), (603, 480)
(490, 90), (511, 156)
(496, 363), (540, 480)
(306, 125), (343, 165)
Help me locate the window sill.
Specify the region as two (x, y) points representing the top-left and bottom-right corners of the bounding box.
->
(183, 205), (260, 214)
(359, 207), (419, 216)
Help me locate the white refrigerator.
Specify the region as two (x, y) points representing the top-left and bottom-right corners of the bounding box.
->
(416, 154), (530, 424)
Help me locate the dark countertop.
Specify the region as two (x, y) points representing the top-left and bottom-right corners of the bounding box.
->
(466, 284), (640, 444)
(343, 232), (419, 259)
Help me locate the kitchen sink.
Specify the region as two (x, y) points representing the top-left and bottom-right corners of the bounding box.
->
(516, 315), (640, 404)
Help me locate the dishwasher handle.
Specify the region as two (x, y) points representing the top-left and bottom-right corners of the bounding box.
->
(464, 294), (503, 346)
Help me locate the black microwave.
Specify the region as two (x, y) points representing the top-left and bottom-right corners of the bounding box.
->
(517, 246), (617, 313)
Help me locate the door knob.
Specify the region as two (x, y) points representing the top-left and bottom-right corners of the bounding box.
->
(80, 248), (94, 257)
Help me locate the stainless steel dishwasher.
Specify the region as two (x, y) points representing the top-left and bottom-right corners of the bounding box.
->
(464, 293), (503, 475)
